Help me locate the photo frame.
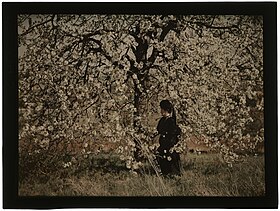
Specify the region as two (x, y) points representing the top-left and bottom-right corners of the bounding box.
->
(3, 2), (277, 209)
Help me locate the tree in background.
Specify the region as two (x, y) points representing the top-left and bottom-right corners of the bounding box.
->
(18, 14), (263, 171)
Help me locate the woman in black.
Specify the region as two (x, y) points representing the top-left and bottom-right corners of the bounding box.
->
(156, 100), (181, 176)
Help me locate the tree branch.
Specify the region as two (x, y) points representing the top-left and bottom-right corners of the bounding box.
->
(19, 18), (53, 37)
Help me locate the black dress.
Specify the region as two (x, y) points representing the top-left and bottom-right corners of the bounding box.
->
(156, 116), (181, 176)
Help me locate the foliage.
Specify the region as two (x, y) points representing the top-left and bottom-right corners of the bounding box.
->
(18, 14), (264, 169)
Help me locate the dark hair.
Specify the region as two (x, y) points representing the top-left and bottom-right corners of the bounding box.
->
(160, 100), (177, 123)
(160, 100), (172, 113)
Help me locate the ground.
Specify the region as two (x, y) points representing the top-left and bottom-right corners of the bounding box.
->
(19, 153), (265, 196)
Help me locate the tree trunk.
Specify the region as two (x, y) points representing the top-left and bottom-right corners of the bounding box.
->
(133, 81), (144, 161)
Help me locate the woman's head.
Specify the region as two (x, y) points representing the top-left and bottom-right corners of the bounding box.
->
(160, 100), (173, 117)
(160, 100), (177, 123)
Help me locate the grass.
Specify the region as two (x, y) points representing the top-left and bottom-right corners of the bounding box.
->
(18, 153), (265, 196)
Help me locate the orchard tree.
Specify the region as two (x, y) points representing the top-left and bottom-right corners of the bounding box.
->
(18, 14), (263, 170)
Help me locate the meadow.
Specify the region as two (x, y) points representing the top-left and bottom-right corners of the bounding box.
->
(19, 152), (265, 196)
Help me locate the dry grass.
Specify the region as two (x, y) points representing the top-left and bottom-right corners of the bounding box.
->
(19, 153), (265, 196)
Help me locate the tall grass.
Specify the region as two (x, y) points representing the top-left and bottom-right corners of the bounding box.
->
(19, 153), (265, 196)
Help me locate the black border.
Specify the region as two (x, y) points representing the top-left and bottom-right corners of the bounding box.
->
(3, 2), (278, 209)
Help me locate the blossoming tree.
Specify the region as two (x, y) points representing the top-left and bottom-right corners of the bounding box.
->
(18, 14), (263, 169)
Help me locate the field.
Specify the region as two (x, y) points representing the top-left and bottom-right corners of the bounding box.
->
(19, 152), (265, 196)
